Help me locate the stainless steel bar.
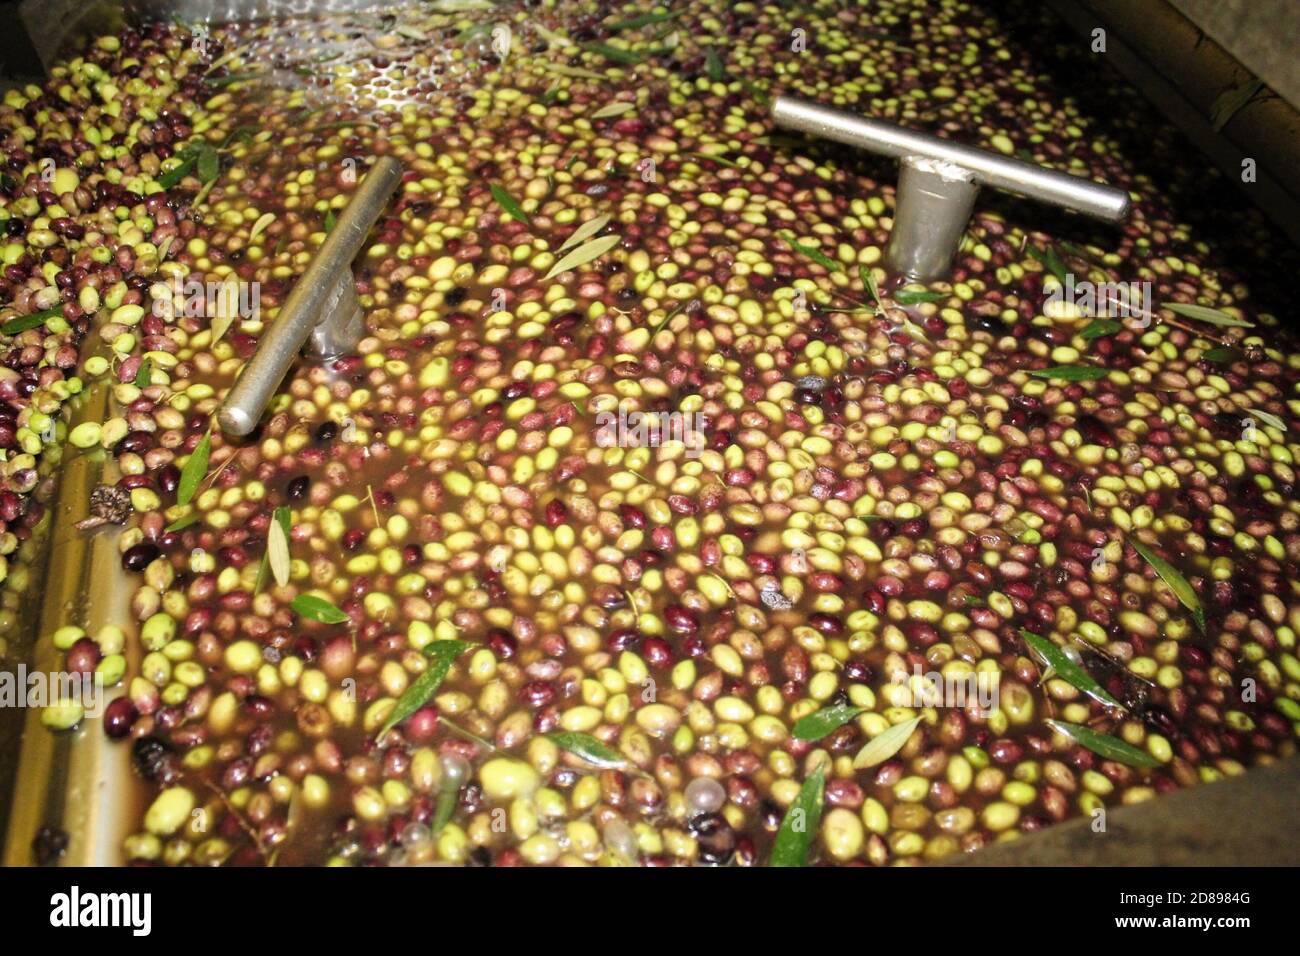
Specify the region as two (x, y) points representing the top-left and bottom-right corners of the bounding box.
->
(886, 158), (981, 281)
(772, 95), (1132, 221)
(216, 155), (402, 437)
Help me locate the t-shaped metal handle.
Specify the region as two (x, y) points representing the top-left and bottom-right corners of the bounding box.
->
(216, 155), (404, 436)
(771, 96), (1131, 281)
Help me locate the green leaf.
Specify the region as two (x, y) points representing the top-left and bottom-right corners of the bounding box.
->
(256, 506), (292, 594)
(769, 762), (825, 867)
(1029, 365), (1110, 382)
(1130, 538), (1205, 633)
(220, 125), (258, 149)
(1079, 319), (1121, 341)
(543, 233), (622, 280)
(1202, 346), (1239, 363)
(431, 787), (458, 834)
(1046, 720), (1160, 769)
(164, 512), (200, 533)
(133, 356), (152, 388)
(859, 265), (883, 311)
(1028, 243), (1070, 284)
(1162, 302), (1253, 328)
(323, 209), (337, 234)
(685, 151), (740, 169)
(549, 731), (626, 767)
(704, 48), (725, 82)
(176, 432), (211, 506)
(210, 276), (241, 345)
(291, 593), (350, 625)
(1, 305), (63, 336)
(792, 704), (865, 741)
(780, 231), (842, 273)
(852, 715), (922, 769)
(893, 288), (946, 306)
(582, 41), (648, 65)
(196, 145), (220, 184)
(378, 639), (472, 739)
(489, 183), (532, 226)
(1020, 629), (1122, 708)
(1247, 408), (1286, 432)
(606, 10), (682, 31)
(158, 154), (197, 189)
(591, 100), (635, 120)
(557, 213), (612, 253)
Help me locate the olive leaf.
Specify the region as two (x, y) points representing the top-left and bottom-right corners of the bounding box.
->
(543, 233), (622, 280)
(196, 145), (221, 185)
(1079, 319), (1121, 341)
(685, 151), (741, 168)
(781, 231), (842, 273)
(582, 41), (649, 65)
(158, 151), (198, 189)
(176, 432), (211, 507)
(249, 212), (275, 243)
(2, 305), (63, 336)
(1130, 538), (1205, 633)
(133, 357), (152, 388)
(705, 48), (726, 82)
(323, 209), (337, 234)
(210, 276), (241, 345)
(1202, 346), (1239, 363)
(1247, 408), (1286, 432)
(1046, 720), (1160, 769)
(859, 265), (884, 312)
(1020, 629), (1122, 708)
(266, 506), (292, 589)
(893, 289), (946, 306)
(489, 183), (532, 226)
(769, 761), (826, 867)
(538, 62), (607, 81)
(557, 213), (611, 253)
(852, 715), (922, 769)
(1029, 365), (1110, 381)
(1162, 302), (1254, 328)
(164, 512), (200, 533)
(793, 704), (865, 741)
(290, 593), (349, 624)
(431, 787), (458, 834)
(378, 639), (472, 739)
(606, 10), (683, 31)
(549, 732), (627, 768)
(591, 101), (635, 120)
(1028, 242), (1070, 284)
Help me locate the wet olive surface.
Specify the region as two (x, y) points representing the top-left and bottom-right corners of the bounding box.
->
(3, 1), (1300, 866)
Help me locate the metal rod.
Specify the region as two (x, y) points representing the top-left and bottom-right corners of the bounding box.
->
(216, 155), (403, 436)
(887, 158), (980, 280)
(771, 95), (1131, 221)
